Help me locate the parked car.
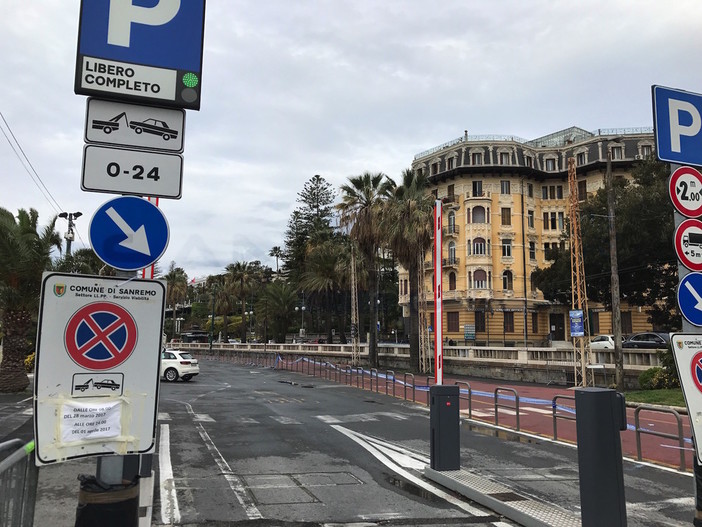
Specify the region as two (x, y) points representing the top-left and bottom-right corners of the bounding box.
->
(160, 349), (199, 382)
(588, 335), (619, 350)
(622, 332), (671, 349)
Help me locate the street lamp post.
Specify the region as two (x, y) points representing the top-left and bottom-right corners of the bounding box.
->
(295, 305), (306, 336)
(58, 211), (82, 257)
(606, 142), (624, 391)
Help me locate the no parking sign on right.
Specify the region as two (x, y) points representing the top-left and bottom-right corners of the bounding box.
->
(670, 334), (702, 460)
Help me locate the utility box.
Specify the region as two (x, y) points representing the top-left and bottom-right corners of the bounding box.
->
(575, 387), (628, 527)
(429, 385), (460, 471)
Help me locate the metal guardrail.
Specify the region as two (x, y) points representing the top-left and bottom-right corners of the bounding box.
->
(634, 405), (686, 471)
(0, 439), (38, 527)
(455, 381), (472, 418)
(552, 395), (576, 441)
(494, 387), (520, 431)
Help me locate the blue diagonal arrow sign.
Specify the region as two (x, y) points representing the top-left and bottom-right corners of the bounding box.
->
(89, 196), (169, 271)
(678, 272), (702, 326)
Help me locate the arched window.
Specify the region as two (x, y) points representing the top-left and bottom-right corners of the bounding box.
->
(472, 206), (486, 223)
(448, 241), (456, 263)
(473, 238), (486, 255)
(449, 272), (456, 291)
(474, 270), (487, 289)
(502, 270), (513, 291)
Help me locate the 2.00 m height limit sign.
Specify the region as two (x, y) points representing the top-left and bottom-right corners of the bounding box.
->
(670, 166), (702, 218)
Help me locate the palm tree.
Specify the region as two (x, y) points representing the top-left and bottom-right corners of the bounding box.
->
(269, 246), (283, 274)
(161, 262), (188, 341)
(300, 238), (343, 342)
(337, 172), (393, 367)
(383, 168), (434, 372)
(226, 261), (254, 342)
(0, 208), (61, 392)
(255, 281), (298, 343)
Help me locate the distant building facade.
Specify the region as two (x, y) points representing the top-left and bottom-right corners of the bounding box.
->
(400, 126), (656, 346)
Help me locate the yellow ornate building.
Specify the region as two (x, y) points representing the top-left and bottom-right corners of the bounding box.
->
(400, 126), (656, 346)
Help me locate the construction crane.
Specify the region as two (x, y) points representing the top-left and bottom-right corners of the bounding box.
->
(567, 157), (590, 386)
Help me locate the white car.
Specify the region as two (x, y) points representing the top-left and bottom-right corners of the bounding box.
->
(589, 335), (617, 350)
(160, 349), (199, 382)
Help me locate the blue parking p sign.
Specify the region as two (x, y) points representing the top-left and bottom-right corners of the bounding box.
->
(75, 0), (206, 110)
(653, 85), (702, 167)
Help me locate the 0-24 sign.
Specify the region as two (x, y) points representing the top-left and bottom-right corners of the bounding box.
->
(82, 144), (183, 199)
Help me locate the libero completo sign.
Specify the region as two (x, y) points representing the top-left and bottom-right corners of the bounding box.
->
(75, 0), (206, 110)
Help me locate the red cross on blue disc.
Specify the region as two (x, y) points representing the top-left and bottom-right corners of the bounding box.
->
(691, 351), (702, 393)
(65, 302), (138, 370)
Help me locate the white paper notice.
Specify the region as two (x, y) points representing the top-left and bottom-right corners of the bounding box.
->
(61, 400), (122, 442)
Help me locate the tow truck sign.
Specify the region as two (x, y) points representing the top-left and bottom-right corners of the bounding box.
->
(75, 0), (206, 110)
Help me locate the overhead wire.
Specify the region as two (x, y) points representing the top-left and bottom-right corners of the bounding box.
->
(0, 110), (88, 249)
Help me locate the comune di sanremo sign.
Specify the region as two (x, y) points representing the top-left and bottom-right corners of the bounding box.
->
(33, 272), (165, 465)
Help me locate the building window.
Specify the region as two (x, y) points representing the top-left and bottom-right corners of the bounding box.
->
(473, 238), (486, 255)
(621, 311), (633, 335)
(542, 186), (548, 199)
(502, 271), (513, 290)
(528, 183), (533, 197)
(549, 186), (556, 200)
(472, 206), (486, 223)
(447, 312), (459, 332)
(557, 185), (563, 199)
(578, 180), (587, 201)
(502, 239), (512, 257)
(530, 272), (537, 291)
(475, 311), (486, 332)
(432, 163), (438, 175)
(542, 212), (549, 229)
(449, 272), (456, 291)
(404, 279), (408, 295)
(532, 312), (539, 334)
(545, 158), (556, 171)
(501, 207), (511, 226)
(544, 242), (550, 252)
(417, 168), (423, 177)
(504, 312), (514, 333)
(501, 180), (510, 194)
(591, 312), (600, 335)
(558, 212), (564, 231)
(447, 184), (454, 198)
(576, 152), (586, 166)
(529, 241), (536, 260)
(525, 156), (533, 168)
(641, 145), (652, 158)
(550, 212), (557, 230)
(611, 146), (623, 160)
(448, 241), (456, 263)
(500, 152), (510, 165)
(472, 152), (483, 165)
(447, 158), (454, 170)
(472, 180), (483, 197)
(474, 269), (487, 289)
(527, 210), (534, 228)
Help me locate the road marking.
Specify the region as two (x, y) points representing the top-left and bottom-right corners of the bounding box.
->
(157, 412), (171, 421)
(193, 413), (215, 422)
(159, 424), (180, 525)
(21, 408), (33, 416)
(315, 412), (409, 424)
(520, 406), (553, 415)
(183, 401), (263, 520)
(270, 416), (302, 425)
(239, 417), (260, 424)
(331, 425), (491, 517)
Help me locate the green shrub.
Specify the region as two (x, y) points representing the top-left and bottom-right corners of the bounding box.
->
(639, 366), (679, 390)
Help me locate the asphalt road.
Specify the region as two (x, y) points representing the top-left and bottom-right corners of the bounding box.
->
(153, 360), (694, 526)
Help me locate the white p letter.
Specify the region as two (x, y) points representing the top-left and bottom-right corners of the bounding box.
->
(107, 0), (181, 48)
(669, 98), (701, 153)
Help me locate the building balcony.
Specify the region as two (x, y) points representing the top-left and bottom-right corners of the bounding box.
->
(464, 190), (492, 201)
(424, 260), (434, 270)
(441, 194), (460, 210)
(443, 289), (466, 301)
(442, 257), (460, 268)
(442, 225), (459, 237)
(468, 288), (493, 299)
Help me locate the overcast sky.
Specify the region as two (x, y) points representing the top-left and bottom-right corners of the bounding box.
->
(2, 0), (702, 280)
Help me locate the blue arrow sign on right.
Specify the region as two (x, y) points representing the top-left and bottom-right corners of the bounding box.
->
(678, 272), (702, 326)
(90, 196), (169, 271)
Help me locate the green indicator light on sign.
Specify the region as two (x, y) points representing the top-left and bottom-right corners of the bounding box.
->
(182, 73), (199, 88)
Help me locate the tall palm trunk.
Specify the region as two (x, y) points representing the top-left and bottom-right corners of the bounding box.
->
(0, 310), (31, 393)
(368, 262), (379, 368)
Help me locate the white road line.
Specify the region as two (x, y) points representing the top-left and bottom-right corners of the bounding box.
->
(21, 408), (33, 416)
(239, 417), (260, 424)
(158, 424), (180, 525)
(520, 407), (553, 415)
(157, 412), (171, 421)
(331, 425), (491, 518)
(183, 401), (262, 520)
(270, 416), (301, 425)
(193, 414), (215, 422)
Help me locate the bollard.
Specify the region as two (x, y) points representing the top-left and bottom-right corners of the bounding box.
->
(575, 387), (627, 527)
(429, 385), (460, 471)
